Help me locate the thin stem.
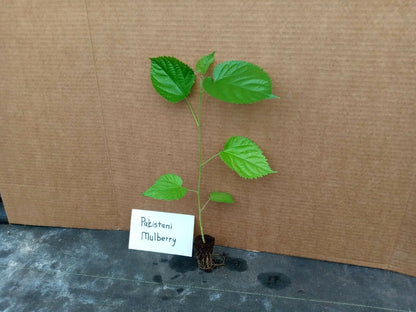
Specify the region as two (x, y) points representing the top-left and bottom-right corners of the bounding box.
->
(198, 75), (204, 124)
(201, 153), (220, 167)
(186, 98), (199, 127)
(197, 109), (205, 243)
(187, 189), (198, 193)
(196, 74), (205, 244)
(201, 199), (210, 212)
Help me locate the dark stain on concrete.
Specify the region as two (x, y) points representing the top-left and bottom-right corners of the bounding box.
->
(257, 272), (291, 290)
(170, 274), (181, 280)
(152, 275), (163, 283)
(168, 255), (197, 273)
(224, 256), (248, 272)
(49, 262), (58, 270)
(0, 250), (12, 258)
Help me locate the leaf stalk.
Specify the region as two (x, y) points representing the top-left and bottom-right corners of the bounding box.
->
(201, 199), (210, 212)
(186, 98), (199, 127)
(201, 153), (220, 167)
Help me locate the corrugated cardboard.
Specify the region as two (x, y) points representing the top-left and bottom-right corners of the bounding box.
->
(1, 1), (415, 277)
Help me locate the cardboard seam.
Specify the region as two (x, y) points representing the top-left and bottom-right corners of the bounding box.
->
(387, 162), (416, 272)
(83, 0), (120, 229)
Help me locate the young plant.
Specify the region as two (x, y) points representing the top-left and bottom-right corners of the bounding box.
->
(143, 52), (278, 247)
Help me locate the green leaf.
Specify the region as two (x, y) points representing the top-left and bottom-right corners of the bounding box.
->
(150, 56), (195, 103)
(202, 60), (279, 104)
(219, 136), (276, 179)
(209, 192), (234, 203)
(143, 174), (187, 200)
(196, 51), (215, 74)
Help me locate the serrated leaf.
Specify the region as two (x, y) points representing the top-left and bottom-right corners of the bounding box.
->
(209, 192), (234, 203)
(219, 136), (276, 179)
(150, 56), (195, 103)
(196, 51), (215, 74)
(143, 174), (187, 200)
(202, 60), (279, 104)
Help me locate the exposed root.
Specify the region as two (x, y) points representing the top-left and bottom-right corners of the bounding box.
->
(197, 253), (215, 271)
(194, 235), (225, 271)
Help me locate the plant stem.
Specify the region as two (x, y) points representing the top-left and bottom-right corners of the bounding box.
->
(198, 75), (203, 120)
(197, 122), (205, 243)
(197, 75), (205, 244)
(201, 153), (220, 167)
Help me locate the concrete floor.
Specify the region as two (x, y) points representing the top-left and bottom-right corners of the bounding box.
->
(0, 221), (415, 312)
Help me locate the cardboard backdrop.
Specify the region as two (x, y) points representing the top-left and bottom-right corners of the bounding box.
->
(1, 1), (415, 277)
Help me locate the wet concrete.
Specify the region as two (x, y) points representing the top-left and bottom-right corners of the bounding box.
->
(0, 224), (415, 312)
(257, 272), (291, 290)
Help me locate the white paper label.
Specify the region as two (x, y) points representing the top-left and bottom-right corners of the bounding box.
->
(128, 209), (195, 257)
